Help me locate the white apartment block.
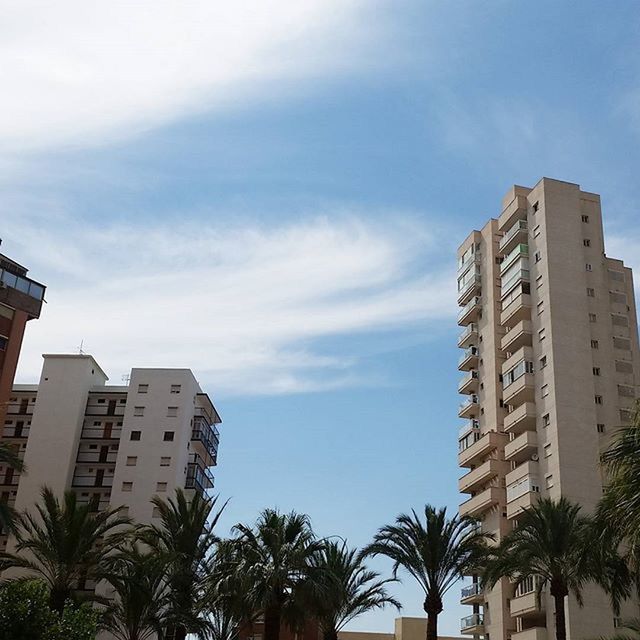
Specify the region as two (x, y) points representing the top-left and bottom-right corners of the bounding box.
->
(456, 178), (640, 640)
(0, 354), (221, 552)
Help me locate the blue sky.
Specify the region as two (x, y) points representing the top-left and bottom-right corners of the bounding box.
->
(2, 1), (640, 635)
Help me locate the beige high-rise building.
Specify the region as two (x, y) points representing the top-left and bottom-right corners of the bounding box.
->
(1, 354), (221, 558)
(456, 178), (640, 640)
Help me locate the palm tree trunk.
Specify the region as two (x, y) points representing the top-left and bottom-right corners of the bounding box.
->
(426, 614), (438, 640)
(264, 605), (282, 640)
(174, 625), (187, 640)
(323, 628), (339, 640)
(552, 592), (567, 640)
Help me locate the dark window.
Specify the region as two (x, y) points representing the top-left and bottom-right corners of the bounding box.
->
(163, 431), (175, 442)
(0, 336), (7, 350)
(130, 430), (141, 441)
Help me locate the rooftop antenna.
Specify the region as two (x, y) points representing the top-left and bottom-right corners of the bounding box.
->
(121, 374), (131, 384)
(77, 339), (85, 355)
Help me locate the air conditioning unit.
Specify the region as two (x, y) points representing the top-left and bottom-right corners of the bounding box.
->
(531, 453), (539, 461)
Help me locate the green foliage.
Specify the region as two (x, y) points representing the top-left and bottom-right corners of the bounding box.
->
(46, 602), (99, 640)
(0, 579), (56, 640)
(0, 580), (97, 640)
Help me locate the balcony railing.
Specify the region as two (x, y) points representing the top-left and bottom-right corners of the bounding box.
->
(458, 347), (479, 366)
(506, 475), (539, 502)
(461, 614), (484, 629)
(458, 253), (481, 276)
(1, 426), (29, 438)
(71, 475), (114, 488)
(80, 427), (122, 440)
(500, 243), (529, 274)
(0, 268), (46, 300)
(459, 419), (479, 440)
(458, 323), (478, 347)
(461, 583), (482, 600)
(499, 219), (528, 251)
(458, 370), (479, 392)
(459, 396), (479, 416)
(186, 460), (215, 494)
(457, 274), (481, 304)
(501, 269), (530, 298)
(76, 451), (118, 464)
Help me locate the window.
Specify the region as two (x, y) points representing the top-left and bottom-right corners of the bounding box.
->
(163, 431), (174, 442)
(586, 263), (592, 272)
(137, 384), (148, 394)
(538, 328), (546, 341)
(618, 384), (635, 398)
(536, 275), (543, 289)
(534, 251), (541, 263)
(587, 287), (595, 297)
(97, 399), (105, 404)
(130, 430), (141, 441)
(597, 424), (606, 434)
(593, 367), (601, 376)
(126, 456), (137, 466)
(609, 269), (625, 282)
(612, 314), (629, 327)
(540, 356), (547, 369)
(537, 301), (544, 315)
(160, 456), (171, 467)
(532, 201), (539, 213)
(613, 336), (631, 351)
(595, 395), (603, 405)
(615, 360), (633, 374)
(610, 291), (628, 305)
(589, 313), (597, 323)
(582, 215), (589, 223)
(541, 384), (549, 398)
(156, 482), (168, 492)
(93, 421), (100, 426)
(544, 443), (552, 458)
(533, 225), (541, 238)
(591, 340), (599, 349)
(583, 239), (591, 247)
(122, 482), (133, 492)
(134, 406), (144, 417)
(170, 384), (181, 394)
(545, 474), (554, 489)
(167, 407), (178, 418)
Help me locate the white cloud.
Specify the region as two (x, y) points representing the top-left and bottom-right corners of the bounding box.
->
(0, 0), (388, 153)
(5, 212), (454, 396)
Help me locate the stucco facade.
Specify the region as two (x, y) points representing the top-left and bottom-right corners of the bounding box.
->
(456, 178), (640, 640)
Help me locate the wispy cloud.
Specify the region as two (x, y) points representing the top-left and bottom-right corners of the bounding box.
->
(5, 211), (454, 395)
(0, 0), (391, 153)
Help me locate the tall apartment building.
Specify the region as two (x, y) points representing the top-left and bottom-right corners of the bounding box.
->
(1, 354), (221, 556)
(455, 178), (640, 640)
(0, 247), (45, 420)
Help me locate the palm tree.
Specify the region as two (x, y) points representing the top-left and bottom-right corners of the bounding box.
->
(0, 443), (25, 533)
(228, 509), (327, 640)
(101, 542), (171, 640)
(313, 540), (401, 640)
(363, 505), (489, 640)
(483, 497), (628, 640)
(137, 488), (226, 640)
(599, 403), (640, 572)
(0, 486), (131, 613)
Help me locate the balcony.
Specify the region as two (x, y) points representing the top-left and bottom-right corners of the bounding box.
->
(458, 371), (479, 395)
(458, 347), (479, 371)
(506, 472), (540, 518)
(511, 578), (545, 617)
(458, 324), (478, 349)
(461, 613), (484, 635)
(500, 293), (531, 326)
(0, 474), (20, 487)
(505, 431), (538, 464)
(76, 450), (118, 464)
(504, 402), (536, 434)
(71, 474), (114, 489)
(501, 320), (533, 353)
(506, 460), (539, 487)
(512, 628), (547, 640)
(498, 194), (528, 232)
(458, 395), (479, 419)
(458, 297), (481, 326)
(499, 219), (528, 254)
(459, 458), (509, 494)
(501, 244), (529, 275)
(504, 373), (535, 407)
(186, 453), (215, 495)
(191, 416), (220, 465)
(80, 426), (122, 440)
(459, 430), (507, 467)
(501, 268), (530, 300)
(460, 583), (483, 604)
(459, 419), (480, 440)
(460, 486), (503, 518)
(1, 425), (30, 439)
(458, 274), (482, 306)
(458, 253), (481, 276)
